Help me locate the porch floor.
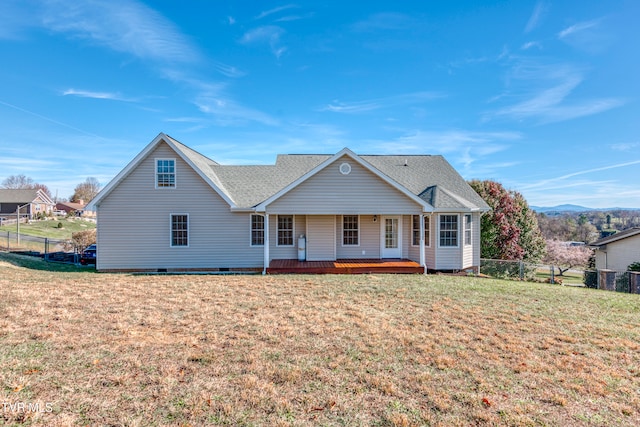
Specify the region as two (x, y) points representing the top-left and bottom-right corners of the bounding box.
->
(267, 258), (424, 274)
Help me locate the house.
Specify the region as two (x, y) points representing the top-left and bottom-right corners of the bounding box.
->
(0, 188), (55, 220)
(55, 201), (95, 217)
(88, 133), (490, 273)
(590, 227), (640, 272)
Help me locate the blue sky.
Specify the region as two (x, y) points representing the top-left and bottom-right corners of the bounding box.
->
(0, 1), (638, 208)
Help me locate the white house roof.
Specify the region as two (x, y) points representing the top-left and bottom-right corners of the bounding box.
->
(89, 133), (490, 213)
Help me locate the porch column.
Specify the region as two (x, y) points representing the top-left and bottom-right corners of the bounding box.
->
(420, 214), (426, 273)
(263, 213), (270, 275)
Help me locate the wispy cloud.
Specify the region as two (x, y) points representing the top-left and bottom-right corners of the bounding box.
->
(239, 25), (287, 59)
(558, 19), (600, 39)
(0, 98), (105, 139)
(255, 4), (298, 21)
(366, 129), (519, 172)
(521, 160), (640, 190)
(62, 89), (134, 102)
(521, 41), (542, 50)
(351, 13), (416, 32)
(610, 141), (640, 151)
(39, 0), (199, 63)
(487, 62), (624, 123)
(195, 95), (279, 127)
(320, 91), (444, 114)
(524, 2), (547, 33)
(557, 18), (611, 53)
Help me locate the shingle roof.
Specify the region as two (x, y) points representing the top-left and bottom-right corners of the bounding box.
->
(590, 227), (640, 247)
(92, 133), (490, 212)
(166, 135), (489, 210)
(0, 189), (45, 203)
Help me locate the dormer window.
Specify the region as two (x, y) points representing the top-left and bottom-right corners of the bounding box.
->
(156, 159), (176, 188)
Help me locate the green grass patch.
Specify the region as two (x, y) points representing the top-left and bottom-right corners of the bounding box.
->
(0, 218), (95, 240)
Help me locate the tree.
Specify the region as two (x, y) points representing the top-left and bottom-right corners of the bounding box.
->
(2, 174), (52, 198)
(469, 179), (546, 262)
(71, 177), (101, 203)
(544, 240), (593, 276)
(2, 174), (35, 189)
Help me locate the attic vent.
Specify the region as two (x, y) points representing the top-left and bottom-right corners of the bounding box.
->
(339, 162), (352, 175)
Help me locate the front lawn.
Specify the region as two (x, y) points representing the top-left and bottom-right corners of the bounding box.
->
(0, 252), (638, 426)
(0, 218), (95, 240)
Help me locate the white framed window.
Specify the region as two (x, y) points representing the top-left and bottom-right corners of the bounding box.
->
(439, 214), (458, 247)
(277, 215), (294, 246)
(342, 215), (359, 246)
(170, 214), (189, 247)
(156, 158), (176, 188)
(251, 214), (265, 246)
(412, 215), (430, 247)
(464, 214), (472, 246)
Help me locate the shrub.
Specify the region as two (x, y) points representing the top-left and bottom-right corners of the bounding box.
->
(583, 270), (598, 289)
(627, 262), (640, 272)
(57, 222), (63, 229)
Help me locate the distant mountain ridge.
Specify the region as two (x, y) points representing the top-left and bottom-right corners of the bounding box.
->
(532, 204), (640, 213)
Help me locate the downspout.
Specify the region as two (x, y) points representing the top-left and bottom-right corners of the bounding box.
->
(262, 213), (270, 275)
(420, 213), (426, 274)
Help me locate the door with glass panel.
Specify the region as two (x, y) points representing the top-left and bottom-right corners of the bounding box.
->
(381, 216), (402, 258)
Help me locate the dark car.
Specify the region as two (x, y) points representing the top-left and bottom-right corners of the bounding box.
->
(80, 244), (97, 265)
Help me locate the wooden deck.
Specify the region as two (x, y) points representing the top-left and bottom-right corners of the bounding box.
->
(267, 258), (424, 274)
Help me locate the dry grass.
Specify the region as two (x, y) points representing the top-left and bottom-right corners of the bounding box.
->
(1, 253), (639, 426)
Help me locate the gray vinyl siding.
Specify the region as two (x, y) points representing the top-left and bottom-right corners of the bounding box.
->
(336, 215), (381, 259)
(269, 215), (306, 260)
(96, 142), (264, 271)
(266, 155), (423, 215)
(306, 215), (336, 261)
(407, 215), (436, 268)
(435, 213), (463, 270)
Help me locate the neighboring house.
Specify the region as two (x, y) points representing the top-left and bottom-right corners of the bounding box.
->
(55, 201), (95, 217)
(0, 188), (55, 220)
(88, 133), (490, 273)
(590, 227), (640, 272)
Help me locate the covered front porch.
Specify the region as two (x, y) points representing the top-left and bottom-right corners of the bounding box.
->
(267, 258), (424, 274)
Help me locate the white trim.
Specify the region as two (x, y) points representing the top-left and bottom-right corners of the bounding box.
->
(263, 214), (270, 274)
(276, 214), (295, 247)
(169, 213), (189, 248)
(155, 158), (176, 189)
(438, 214), (459, 248)
(411, 214), (431, 248)
(464, 214), (472, 246)
(419, 214), (426, 270)
(341, 214), (360, 247)
(255, 148), (433, 213)
(250, 214), (265, 247)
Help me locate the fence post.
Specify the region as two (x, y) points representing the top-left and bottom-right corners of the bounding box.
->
(598, 269), (616, 291)
(629, 272), (640, 294)
(550, 265), (555, 284)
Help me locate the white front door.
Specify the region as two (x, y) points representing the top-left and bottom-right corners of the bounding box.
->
(381, 216), (402, 258)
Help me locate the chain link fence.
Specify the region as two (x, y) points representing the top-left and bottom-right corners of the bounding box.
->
(480, 258), (583, 285)
(0, 231), (77, 263)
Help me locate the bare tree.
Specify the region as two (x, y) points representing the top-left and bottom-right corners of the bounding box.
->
(71, 177), (101, 203)
(2, 174), (52, 198)
(2, 174), (35, 189)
